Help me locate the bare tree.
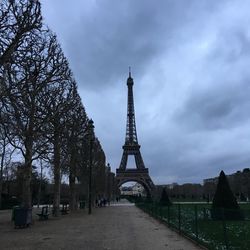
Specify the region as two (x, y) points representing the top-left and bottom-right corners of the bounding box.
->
(0, 0), (42, 66)
(0, 0), (109, 212)
(0, 97), (16, 208)
(76, 126), (108, 207)
(92, 138), (106, 199)
(0, 0), (41, 208)
(1, 29), (71, 208)
(63, 84), (88, 211)
(41, 72), (75, 216)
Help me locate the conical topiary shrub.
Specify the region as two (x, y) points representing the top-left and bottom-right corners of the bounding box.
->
(211, 170), (244, 220)
(159, 188), (172, 206)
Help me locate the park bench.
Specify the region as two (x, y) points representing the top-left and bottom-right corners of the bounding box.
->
(60, 204), (69, 215)
(36, 206), (50, 220)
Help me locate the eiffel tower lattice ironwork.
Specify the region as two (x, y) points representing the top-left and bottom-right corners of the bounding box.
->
(116, 70), (155, 196)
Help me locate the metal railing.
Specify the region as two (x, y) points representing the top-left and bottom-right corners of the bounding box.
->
(136, 202), (250, 250)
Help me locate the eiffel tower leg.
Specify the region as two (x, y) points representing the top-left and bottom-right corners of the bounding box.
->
(134, 151), (145, 169)
(119, 151), (128, 170)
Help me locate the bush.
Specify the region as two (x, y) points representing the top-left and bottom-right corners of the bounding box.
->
(211, 171), (244, 220)
(159, 188), (172, 206)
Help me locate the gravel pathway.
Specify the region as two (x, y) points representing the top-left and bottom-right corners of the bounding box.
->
(0, 200), (204, 250)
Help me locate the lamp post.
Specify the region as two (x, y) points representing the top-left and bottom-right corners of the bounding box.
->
(88, 119), (94, 215)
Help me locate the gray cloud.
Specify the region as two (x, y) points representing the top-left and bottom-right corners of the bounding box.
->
(41, 0), (250, 184)
(42, 0), (223, 90)
(176, 81), (250, 131)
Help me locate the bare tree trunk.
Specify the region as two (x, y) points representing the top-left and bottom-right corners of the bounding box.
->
(53, 133), (61, 216)
(0, 34), (21, 65)
(0, 140), (6, 209)
(69, 146), (77, 211)
(0, 180), (2, 209)
(21, 102), (36, 209)
(22, 138), (33, 208)
(37, 161), (43, 208)
(22, 162), (32, 208)
(69, 166), (77, 211)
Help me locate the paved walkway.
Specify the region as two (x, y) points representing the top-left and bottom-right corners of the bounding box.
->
(0, 200), (203, 250)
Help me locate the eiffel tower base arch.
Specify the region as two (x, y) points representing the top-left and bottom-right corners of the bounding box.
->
(116, 168), (155, 197)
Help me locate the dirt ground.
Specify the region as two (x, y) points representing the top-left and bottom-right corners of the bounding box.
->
(0, 200), (204, 250)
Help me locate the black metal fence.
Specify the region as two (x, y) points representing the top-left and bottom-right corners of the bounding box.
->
(136, 202), (250, 250)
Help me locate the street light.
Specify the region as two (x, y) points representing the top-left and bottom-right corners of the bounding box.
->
(88, 119), (94, 215)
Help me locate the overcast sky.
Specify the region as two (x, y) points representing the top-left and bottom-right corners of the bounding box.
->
(40, 0), (250, 184)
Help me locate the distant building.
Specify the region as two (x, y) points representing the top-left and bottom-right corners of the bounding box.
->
(120, 186), (133, 196)
(132, 183), (145, 196)
(120, 183), (146, 196)
(155, 183), (203, 200)
(121, 168), (250, 201)
(166, 183), (178, 190)
(203, 168), (250, 201)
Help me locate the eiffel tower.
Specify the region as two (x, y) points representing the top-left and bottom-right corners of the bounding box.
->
(116, 70), (155, 196)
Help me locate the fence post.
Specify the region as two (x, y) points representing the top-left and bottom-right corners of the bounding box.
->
(168, 205), (170, 224)
(195, 205), (198, 240)
(178, 204), (181, 232)
(222, 208), (229, 250)
(160, 206), (162, 220)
